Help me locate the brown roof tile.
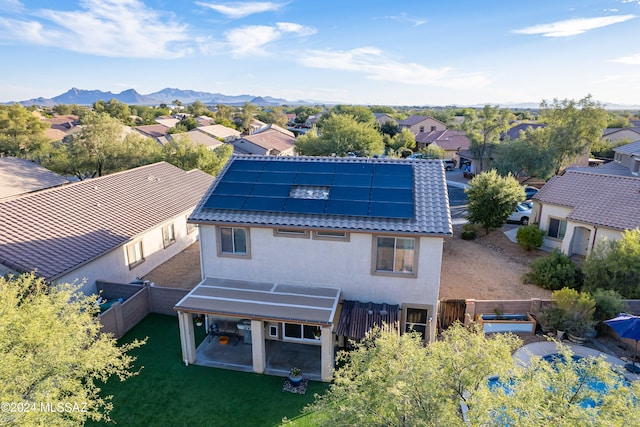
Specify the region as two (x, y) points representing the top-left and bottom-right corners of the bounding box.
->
(534, 171), (640, 230)
(0, 162), (214, 280)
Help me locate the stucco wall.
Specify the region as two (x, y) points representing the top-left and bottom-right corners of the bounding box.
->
(199, 225), (443, 307)
(538, 204), (572, 251)
(55, 212), (199, 295)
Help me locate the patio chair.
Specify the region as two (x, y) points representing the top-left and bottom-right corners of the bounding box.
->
(207, 323), (219, 343)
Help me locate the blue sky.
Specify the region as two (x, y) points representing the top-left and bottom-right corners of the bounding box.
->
(1, 0), (639, 106)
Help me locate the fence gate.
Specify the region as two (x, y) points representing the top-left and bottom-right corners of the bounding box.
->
(438, 299), (466, 332)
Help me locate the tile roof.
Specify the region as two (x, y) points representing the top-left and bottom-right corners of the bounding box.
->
(0, 162), (214, 281)
(614, 139), (640, 156)
(170, 130), (224, 149)
(397, 115), (443, 127)
(238, 129), (296, 154)
(135, 124), (170, 138)
(253, 123), (295, 138)
(196, 124), (241, 139)
(415, 130), (471, 151)
(0, 157), (69, 199)
(190, 155), (452, 236)
(504, 123), (545, 140)
(534, 170), (640, 230)
(566, 162), (634, 177)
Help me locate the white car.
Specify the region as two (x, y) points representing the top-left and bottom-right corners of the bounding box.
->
(507, 203), (531, 225)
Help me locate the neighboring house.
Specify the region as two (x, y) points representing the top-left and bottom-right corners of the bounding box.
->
(41, 114), (81, 142)
(168, 129), (225, 151)
(0, 162), (213, 295)
(195, 124), (241, 142)
(374, 113), (396, 126)
(176, 155), (452, 381)
(155, 116), (180, 128)
(502, 123), (545, 141)
(135, 124), (171, 141)
(415, 130), (471, 161)
(531, 170), (640, 257)
(195, 115), (215, 126)
(397, 115), (446, 134)
(613, 139), (640, 176)
(248, 119), (267, 134)
(232, 125), (296, 156)
(0, 157), (68, 199)
(601, 128), (640, 144)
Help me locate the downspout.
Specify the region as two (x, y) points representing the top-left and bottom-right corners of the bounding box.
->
(590, 226), (598, 253)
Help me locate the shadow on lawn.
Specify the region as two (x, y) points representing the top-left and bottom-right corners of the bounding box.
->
(87, 314), (328, 427)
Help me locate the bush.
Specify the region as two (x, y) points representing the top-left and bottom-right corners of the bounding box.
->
(592, 289), (627, 322)
(524, 249), (583, 290)
(516, 225), (544, 251)
(461, 223), (477, 240)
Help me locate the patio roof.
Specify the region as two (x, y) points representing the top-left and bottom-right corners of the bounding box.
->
(174, 278), (340, 325)
(336, 300), (400, 339)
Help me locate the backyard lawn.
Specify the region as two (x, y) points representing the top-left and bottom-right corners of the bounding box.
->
(87, 314), (328, 427)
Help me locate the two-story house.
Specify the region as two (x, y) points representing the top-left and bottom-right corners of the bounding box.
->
(397, 115), (446, 134)
(175, 155), (452, 381)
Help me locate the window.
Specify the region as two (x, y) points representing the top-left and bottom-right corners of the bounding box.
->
(404, 306), (430, 341)
(282, 323), (320, 341)
(218, 226), (250, 257)
(419, 126), (425, 132)
(431, 125), (437, 131)
(313, 230), (349, 241)
(274, 228), (310, 238)
(126, 241), (144, 269)
(547, 218), (567, 240)
(373, 236), (417, 276)
(162, 223), (176, 248)
(186, 215), (197, 234)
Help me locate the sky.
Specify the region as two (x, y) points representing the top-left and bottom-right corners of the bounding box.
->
(1, 0), (639, 106)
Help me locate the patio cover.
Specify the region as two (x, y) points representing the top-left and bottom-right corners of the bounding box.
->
(336, 300), (400, 339)
(174, 277), (340, 325)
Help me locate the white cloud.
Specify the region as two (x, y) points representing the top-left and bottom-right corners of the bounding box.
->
(298, 47), (489, 89)
(383, 12), (427, 27)
(0, 0), (193, 58)
(512, 14), (636, 37)
(611, 53), (640, 64)
(225, 22), (316, 57)
(195, 1), (286, 19)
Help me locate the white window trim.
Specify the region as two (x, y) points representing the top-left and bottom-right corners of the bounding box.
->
(273, 228), (310, 238)
(402, 304), (432, 342)
(126, 240), (144, 270)
(312, 230), (350, 242)
(371, 235), (419, 278)
(162, 223), (176, 248)
(281, 322), (321, 343)
(547, 217), (567, 241)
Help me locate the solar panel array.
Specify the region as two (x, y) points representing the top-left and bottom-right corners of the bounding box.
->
(203, 159), (414, 219)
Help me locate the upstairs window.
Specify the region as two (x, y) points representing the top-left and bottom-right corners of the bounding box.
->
(162, 223), (176, 248)
(126, 241), (144, 269)
(218, 226), (250, 257)
(374, 236), (416, 276)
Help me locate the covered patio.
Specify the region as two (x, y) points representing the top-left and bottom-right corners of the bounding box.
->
(174, 277), (340, 382)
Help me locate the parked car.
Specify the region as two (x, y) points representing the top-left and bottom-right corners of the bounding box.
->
(507, 203), (532, 225)
(524, 186), (539, 200)
(521, 200), (533, 209)
(407, 155), (455, 171)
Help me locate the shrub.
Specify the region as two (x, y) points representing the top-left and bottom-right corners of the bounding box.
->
(536, 306), (568, 331)
(592, 289), (627, 322)
(461, 223), (477, 240)
(516, 224), (544, 251)
(552, 287), (596, 337)
(524, 249), (583, 290)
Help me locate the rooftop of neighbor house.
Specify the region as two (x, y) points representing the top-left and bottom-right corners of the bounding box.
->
(196, 124), (241, 139)
(397, 115), (444, 126)
(415, 130), (471, 150)
(0, 157), (69, 199)
(533, 170), (640, 231)
(614, 139), (640, 156)
(239, 128), (296, 153)
(0, 162), (214, 281)
(169, 129), (224, 149)
(189, 155), (452, 236)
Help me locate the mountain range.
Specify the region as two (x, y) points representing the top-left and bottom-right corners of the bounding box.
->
(12, 87), (300, 107)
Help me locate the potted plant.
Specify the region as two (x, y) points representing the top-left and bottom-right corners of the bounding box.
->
(195, 315), (204, 327)
(313, 328), (321, 340)
(288, 367), (303, 386)
(552, 288), (596, 343)
(536, 306), (567, 334)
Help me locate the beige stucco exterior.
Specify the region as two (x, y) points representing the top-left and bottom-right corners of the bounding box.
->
(54, 213), (199, 295)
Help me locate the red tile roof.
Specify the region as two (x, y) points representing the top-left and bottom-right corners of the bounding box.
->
(415, 130), (471, 151)
(0, 162), (214, 280)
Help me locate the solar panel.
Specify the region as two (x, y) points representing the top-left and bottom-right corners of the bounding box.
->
(333, 173), (372, 187)
(294, 173), (334, 186)
(212, 182), (254, 196)
(259, 171), (296, 184)
(302, 162), (336, 173)
(330, 186), (371, 202)
(369, 202), (413, 219)
(371, 188), (413, 203)
(335, 162), (373, 175)
(223, 170), (262, 183)
(372, 173), (413, 189)
(228, 159), (268, 172)
(374, 163), (411, 176)
(262, 161), (299, 173)
(325, 200), (369, 216)
(243, 197), (286, 212)
(284, 198), (327, 215)
(250, 184), (291, 197)
(204, 195), (246, 210)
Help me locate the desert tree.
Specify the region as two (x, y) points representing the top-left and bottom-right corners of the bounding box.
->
(465, 170), (525, 234)
(0, 274), (145, 426)
(0, 103), (50, 158)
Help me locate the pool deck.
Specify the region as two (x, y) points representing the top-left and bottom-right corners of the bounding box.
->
(514, 341), (640, 382)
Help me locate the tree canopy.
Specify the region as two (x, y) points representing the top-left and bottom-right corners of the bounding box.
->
(582, 228), (640, 298)
(0, 274), (144, 426)
(0, 104), (50, 158)
(161, 134), (233, 176)
(306, 323), (639, 426)
(465, 170), (525, 233)
(462, 105), (513, 171)
(295, 114), (384, 157)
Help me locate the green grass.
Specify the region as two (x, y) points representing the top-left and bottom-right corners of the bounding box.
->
(87, 314), (328, 427)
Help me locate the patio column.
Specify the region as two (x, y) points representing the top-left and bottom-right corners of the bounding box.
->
(178, 311), (196, 365)
(251, 320), (265, 374)
(320, 326), (333, 382)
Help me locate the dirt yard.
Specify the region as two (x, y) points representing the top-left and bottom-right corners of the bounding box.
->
(439, 225), (552, 300)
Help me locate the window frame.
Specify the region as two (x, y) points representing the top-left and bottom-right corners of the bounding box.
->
(312, 230), (350, 242)
(162, 223), (176, 248)
(282, 322), (321, 342)
(217, 226), (251, 258)
(186, 215), (197, 234)
(547, 217), (567, 240)
(126, 240), (145, 269)
(402, 304), (432, 341)
(371, 235), (418, 278)
(273, 228), (310, 239)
